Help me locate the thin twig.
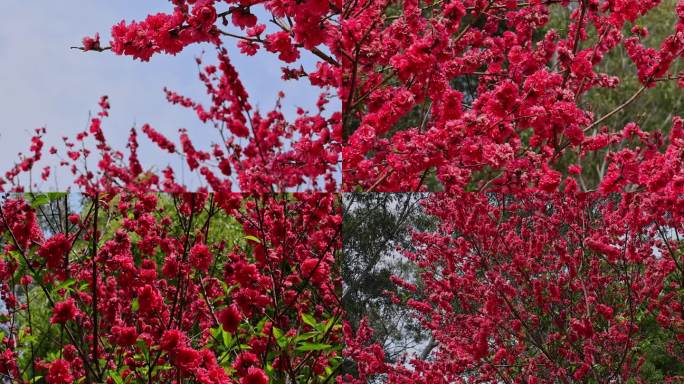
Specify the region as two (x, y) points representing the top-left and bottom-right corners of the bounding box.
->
(583, 86), (646, 132)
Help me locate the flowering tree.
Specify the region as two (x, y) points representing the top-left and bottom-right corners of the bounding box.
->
(0, 189), (342, 384)
(340, 0), (684, 379)
(342, 0), (684, 192)
(0, 94), (342, 383)
(0, 1), (347, 382)
(342, 191), (684, 383)
(66, 0), (343, 193)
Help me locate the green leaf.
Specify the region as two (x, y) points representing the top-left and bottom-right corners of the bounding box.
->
(29, 194), (50, 208)
(131, 298), (139, 312)
(27, 192), (66, 207)
(136, 340), (150, 360)
(301, 313), (319, 329)
(294, 331), (319, 343)
(54, 278), (76, 293)
(255, 317), (268, 333)
(222, 329), (234, 348)
(295, 343), (332, 352)
(219, 280), (230, 296)
(265, 363), (275, 377)
(109, 372), (124, 384)
(323, 318), (337, 334)
(272, 327), (287, 348)
(272, 326), (283, 339)
(47, 192), (67, 201)
(244, 235), (261, 244)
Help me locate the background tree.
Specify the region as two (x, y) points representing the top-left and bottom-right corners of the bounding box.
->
(341, 193), (434, 376)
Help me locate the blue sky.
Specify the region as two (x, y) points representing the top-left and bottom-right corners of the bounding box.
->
(0, 1), (329, 190)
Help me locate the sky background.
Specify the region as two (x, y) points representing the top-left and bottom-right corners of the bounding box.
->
(0, 1), (329, 190)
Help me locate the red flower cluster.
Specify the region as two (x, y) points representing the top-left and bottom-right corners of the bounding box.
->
(342, 191), (684, 382)
(31, 0), (343, 194)
(0, 188), (341, 383)
(47, 359), (73, 384)
(111, 9), (219, 61)
(50, 298), (79, 324)
(342, 0), (684, 192)
(218, 304), (242, 333)
(38, 233), (71, 271)
(189, 243), (213, 272)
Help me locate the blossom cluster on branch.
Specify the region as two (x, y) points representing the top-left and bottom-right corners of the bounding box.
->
(56, 0), (342, 194)
(342, 0), (684, 192)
